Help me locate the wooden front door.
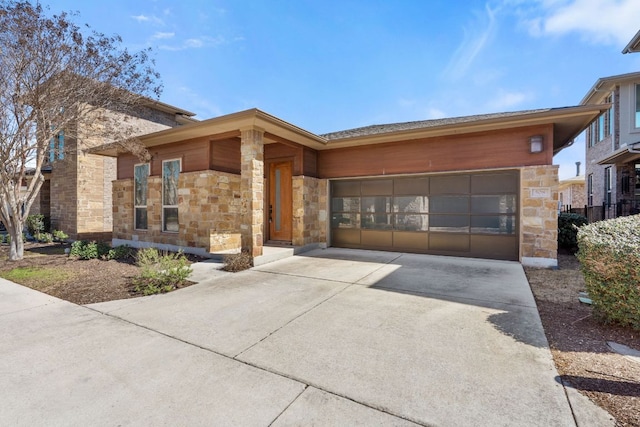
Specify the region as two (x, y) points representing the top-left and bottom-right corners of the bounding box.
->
(268, 161), (293, 242)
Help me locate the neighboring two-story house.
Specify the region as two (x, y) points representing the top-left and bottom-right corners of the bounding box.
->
(581, 71), (640, 220)
(30, 100), (196, 240)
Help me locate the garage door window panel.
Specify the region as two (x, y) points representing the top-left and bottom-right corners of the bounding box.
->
(471, 215), (515, 234)
(394, 195), (428, 231)
(471, 195), (516, 214)
(430, 196), (469, 213)
(430, 214), (469, 232)
(361, 196), (392, 230)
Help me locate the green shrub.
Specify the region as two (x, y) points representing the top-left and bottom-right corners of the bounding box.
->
(107, 245), (134, 261)
(558, 212), (588, 251)
(133, 248), (192, 295)
(52, 230), (69, 242)
(222, 251), (253, 272)
(26, 214), (46, 236)
(69, 240), (110, 260)
(35, 232), (53, 243)
(576, 214), (640, 330)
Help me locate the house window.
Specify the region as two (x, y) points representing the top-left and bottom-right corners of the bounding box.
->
(635, 84), (640, 128)
(162, 159), (181, 232)
(606, 94), (614, 138)
(587, 174), (593, 206)
(48, 130), (64, 163)
(134, 163), (149, 230)
(598, 114), (605, 141)
(604, 167), (612, 206)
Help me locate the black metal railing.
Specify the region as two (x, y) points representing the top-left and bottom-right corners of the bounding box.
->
(563, 200), (640, 223)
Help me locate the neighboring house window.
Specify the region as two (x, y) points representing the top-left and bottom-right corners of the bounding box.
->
(134, 163), (149, 230)
(162, 159), (181, 232)
(604, 167), (612, 206)
(48, 130), (64, 163)
(587, 174), (593, 206)
(606, 94), (614, 138)
(598, 113), (605, 141)
(636, 84), (640, 128)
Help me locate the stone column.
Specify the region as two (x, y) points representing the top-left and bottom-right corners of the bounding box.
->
(240, 127), (265, 257)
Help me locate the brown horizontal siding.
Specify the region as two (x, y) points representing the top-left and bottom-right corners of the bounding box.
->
(303, 147), (318, 177)
(265, 143), (303, 175)
(211, 138), (241, 174)
(117, 137), (210, 179)
(318, 125), (553, 179)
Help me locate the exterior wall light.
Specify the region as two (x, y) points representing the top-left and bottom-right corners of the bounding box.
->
(529, 135), (544, 153)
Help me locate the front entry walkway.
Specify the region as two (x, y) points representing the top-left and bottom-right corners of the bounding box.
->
(1, 249), (609, 426)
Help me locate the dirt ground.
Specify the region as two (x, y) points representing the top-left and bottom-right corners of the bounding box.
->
(1, 243), (638, 425)
(0, 242), (197, 305)
(525, 253), (640, 427)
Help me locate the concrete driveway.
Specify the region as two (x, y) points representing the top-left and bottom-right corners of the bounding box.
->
(0, 248), (610, 426)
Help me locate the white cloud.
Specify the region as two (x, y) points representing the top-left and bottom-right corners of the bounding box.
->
(159, 36), (226, 51)
(520, 0), (640, 45)
(151, 32), (175, 40)
(485, 89), (531, 110)
(130, 14), (164, 25)
(425, 108), (447, 119)
(444, 3), (499, 80)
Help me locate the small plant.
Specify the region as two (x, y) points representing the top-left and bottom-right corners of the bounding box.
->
(558, 212), (588, 251)
(222, 251), (253, 272)
(25, 214), (46, 236)
(69, 240), (110, 260)
(107, 245), (134, 261)
(133, 248), (192, 295)
(52, 230), (69, 242)
(35, 232), (54, 243)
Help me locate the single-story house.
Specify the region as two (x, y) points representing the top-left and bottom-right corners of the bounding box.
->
(93, 105), (606, 267)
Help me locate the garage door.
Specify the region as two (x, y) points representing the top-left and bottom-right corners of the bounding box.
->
(330, 171), (519, 260)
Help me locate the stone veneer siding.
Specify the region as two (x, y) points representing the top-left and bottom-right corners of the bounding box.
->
(292, 176), (328, 246)
(520, 165), (558, 266)
(112, 170), (242, 252)
(240, 128), (264, 257)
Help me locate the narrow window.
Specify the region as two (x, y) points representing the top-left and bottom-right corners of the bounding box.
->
(587, 174), (593, 206)
(48, 130), (64, 162)
(162, 159), (181, 232)
(134, 163), (149, 230)
(636, 84), (640, 128)
(604, 167), (612, 206)
(598, 114), (605, 141)
(606, 94), (614, 137)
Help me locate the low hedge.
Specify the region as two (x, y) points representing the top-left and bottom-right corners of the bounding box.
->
(558, 212), (588, 251)
(576, 214), (640, 330)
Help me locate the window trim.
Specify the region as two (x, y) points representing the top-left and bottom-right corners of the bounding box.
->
(162, 158), (182, 233)
(587, 174), (593, 206)
(134, 163), (150, 231)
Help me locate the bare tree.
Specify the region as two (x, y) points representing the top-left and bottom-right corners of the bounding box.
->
(0, 1), (161, 260)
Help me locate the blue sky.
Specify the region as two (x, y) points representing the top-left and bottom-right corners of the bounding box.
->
(45, 0), (640, 179)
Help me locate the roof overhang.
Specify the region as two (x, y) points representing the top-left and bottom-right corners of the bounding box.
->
(580, 71), (640, 104)
(92, 108), (329, 156)
(623, 29), (640, 54)
(323, 105), (609, 155)
(598, 142), (640, 165)
(91, 105), (607, 157)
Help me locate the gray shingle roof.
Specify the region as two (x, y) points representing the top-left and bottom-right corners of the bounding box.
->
(320, 109), (551, 140)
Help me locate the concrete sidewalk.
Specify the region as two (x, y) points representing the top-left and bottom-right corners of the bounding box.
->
(1, 249), (614, 426)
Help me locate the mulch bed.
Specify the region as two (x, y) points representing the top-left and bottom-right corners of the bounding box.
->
(525, 253), (640, 427)
(0, 242), (200, 305)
